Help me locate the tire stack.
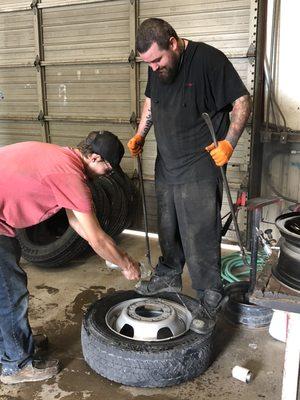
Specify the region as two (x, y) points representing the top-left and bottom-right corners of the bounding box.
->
(17, 168), (138, 268)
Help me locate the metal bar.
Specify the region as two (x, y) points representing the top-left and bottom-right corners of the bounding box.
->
(248, 208), (261, 294)
(265, 0), (278, 134)
(37, 0), (113, 9)
(202, 112), (249, 267)
(0, 6), (32, 13)
(129, 0), (138, 128)
(137, 154), (152, 269)
(0, 115), (37, 121)
(40, 58), (128, 67)
(247, 0), (268, 248)
(0, 115), (131, 124)
(248, 0), (267, 198)
(32, 3), (49, 143)
(264, 131), (300, 143)
(0, 58), (128, 69)
(45, 115), (130, 124)
(0, 63), (34, 69)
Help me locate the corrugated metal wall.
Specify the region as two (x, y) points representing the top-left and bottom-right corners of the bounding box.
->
(0, 0), (258, 240)
(0, 8), (41, 143)
(0, 0), (135, 173)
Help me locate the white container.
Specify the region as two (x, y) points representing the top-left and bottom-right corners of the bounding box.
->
(232, 366), (253, 383)
(269, 310), (288, 343)
(105, 260), (120, 270)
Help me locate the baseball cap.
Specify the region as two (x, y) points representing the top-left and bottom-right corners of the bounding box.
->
(90, 131), (124, 167)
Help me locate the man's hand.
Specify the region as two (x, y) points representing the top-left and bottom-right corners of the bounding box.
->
(121, 257), (141, 280)
(127, 134), (145, 157)
(205, 140), (233, 167)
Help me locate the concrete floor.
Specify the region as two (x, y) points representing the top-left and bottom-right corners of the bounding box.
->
(0, 233), (294, 400)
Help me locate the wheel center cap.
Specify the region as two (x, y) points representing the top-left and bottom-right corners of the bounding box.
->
(128, 299), (173, 322)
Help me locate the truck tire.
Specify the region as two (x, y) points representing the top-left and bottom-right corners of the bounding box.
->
(16, 170), (136, 268)
(81, 290), (213, 388)
(16, 178), (106, 267)
(17, 211), (88, 268)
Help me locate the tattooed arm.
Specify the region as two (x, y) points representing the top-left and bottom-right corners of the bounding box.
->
(127, 97), (152, 156)
(225, 94), (252, 148)
(136, 96), (153, 138)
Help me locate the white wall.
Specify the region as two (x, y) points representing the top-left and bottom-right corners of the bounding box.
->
(261, 0), (300, 240)
(266, 0), (300, 130)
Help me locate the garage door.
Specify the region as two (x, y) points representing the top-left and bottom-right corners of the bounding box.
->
(0, 0), (258, 241)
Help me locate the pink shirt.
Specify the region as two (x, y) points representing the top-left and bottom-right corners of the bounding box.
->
(0, 141), (93, 237)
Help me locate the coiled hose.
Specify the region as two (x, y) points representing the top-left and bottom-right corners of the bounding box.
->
(221, 251), (268, 284)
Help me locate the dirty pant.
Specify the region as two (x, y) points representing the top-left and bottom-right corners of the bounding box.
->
(155, 178), (223, 292)
(0, 235), (34, 374)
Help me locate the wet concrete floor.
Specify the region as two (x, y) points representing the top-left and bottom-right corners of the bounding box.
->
(0, 233), (295, 400)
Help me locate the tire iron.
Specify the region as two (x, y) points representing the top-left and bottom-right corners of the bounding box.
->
(201, 112), (249, 267)
(137, 153), (153, 278)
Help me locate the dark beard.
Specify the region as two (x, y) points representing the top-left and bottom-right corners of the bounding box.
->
(156, 52), (181, 84)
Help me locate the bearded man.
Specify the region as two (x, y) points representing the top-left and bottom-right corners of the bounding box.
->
(127, 18), (251, 333)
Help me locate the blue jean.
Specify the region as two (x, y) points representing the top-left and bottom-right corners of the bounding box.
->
(0, 235), (34, 375)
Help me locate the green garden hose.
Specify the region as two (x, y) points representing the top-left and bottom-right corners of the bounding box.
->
(221, 251), (268, 284)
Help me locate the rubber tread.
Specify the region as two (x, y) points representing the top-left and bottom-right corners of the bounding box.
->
(81, 291), (213, 387)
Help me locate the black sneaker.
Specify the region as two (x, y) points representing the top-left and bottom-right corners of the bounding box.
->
(135, 274), (182, 295)
(190, 289), (226, 335)
(0, 359), (60, 384)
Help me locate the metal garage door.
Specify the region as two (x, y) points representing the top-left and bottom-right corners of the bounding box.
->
(0, 5), (41, 144)
(0, 0), (135, 174)
(0, 0), (258, 241)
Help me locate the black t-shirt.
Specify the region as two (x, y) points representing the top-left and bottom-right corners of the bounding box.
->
(145, 41), (249, 184)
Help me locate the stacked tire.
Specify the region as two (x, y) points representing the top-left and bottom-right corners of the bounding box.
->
(17, 168), (137, 268)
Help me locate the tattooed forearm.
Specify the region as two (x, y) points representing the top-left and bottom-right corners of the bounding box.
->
(141, 107), (153, 137)
(226, 94), (252, 148)
(137, 97), (153, 138)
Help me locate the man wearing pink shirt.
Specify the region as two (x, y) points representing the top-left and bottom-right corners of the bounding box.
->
(0, 130), (140, 384)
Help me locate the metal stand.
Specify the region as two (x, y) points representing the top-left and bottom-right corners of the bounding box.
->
(246, 197), (281, 294)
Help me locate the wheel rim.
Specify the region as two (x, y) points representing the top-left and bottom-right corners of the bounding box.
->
(105, 297), (193, 342)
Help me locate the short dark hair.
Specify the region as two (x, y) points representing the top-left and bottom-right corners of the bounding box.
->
(136, 18), (178, 54)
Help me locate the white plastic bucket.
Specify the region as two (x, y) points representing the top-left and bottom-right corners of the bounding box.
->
(269, 309), (288, 343)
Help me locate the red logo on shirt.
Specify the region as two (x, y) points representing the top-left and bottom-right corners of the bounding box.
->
(186, 82), (193, 87)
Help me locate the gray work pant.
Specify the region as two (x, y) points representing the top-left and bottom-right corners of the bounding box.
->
(155, 178), (223, 292)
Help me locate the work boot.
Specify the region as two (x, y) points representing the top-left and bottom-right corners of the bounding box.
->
(0, 334), (49, 375)
(190, 289), (226, 335)
(0, 359), (60, 384)
(135, 273), (182, 295)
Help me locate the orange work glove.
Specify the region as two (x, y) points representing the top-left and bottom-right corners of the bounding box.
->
(127, 134), (145, 157)
(205, 140), (233, 167)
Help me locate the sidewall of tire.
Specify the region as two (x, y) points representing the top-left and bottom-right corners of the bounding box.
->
(81, 291), (213, 387)
(17, 226), (88, 267)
